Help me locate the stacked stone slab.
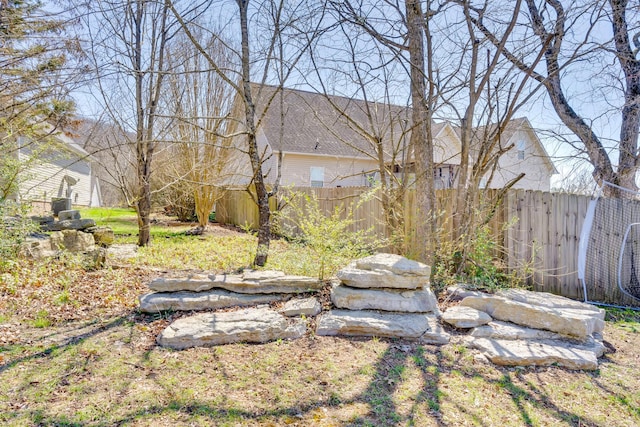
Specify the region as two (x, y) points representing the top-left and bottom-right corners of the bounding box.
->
(316, 253), (450, 344)
(140, 270), (324, 349)
(23, 210), (114, 260)
(442, 288), (606, 370)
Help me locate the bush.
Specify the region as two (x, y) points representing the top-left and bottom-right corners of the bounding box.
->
(274, 191), (382, 280)
(431, 222), (530, 294)
(0, 200), (40, 269)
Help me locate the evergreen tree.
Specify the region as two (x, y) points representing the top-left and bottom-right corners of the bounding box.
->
(0, 0), (80, 200)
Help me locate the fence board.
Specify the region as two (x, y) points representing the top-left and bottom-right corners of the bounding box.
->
(216, 186), (640, 305)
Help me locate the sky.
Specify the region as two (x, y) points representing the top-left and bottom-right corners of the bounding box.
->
(69, 0), (636, 191)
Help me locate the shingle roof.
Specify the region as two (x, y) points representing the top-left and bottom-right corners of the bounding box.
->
(251, 83), (446, 161)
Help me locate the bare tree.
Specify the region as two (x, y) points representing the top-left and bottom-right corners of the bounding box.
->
(471, 0), (640, 194)
(82, 0), (179, 246)
(160, 27), (236, 228)
(329, 0), (440, 262)
(171, 0), (326, 266)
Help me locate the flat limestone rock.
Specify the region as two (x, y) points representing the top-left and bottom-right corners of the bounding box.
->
(336, 268), (426, 290)
(20, 236), (59, 259)
(420, 315), (451, 344)
(355, 253), (430, 277)
(148, 272), (323, 294)
(315, 310), (430, 339)
(461, 295), (603, 339)
(471, 321), (568, 341)
(157, 307), (307, 349)
(86, 226), (115, 247)
(139, 290), (287, 313)
(279, 297), (322, 317)
(497, 289), (605, 320)
(148, 274), (217, 292)
(331, 284), (438, 313)
(467, 338), (599, 370)
(58, 209), (81, 221)
(446, 285), (485, 301)
(442, 306), (492, 328)
(55, 218), (96, 231)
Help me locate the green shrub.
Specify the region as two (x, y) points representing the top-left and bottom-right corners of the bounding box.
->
(431, 221), (530, 293)
(274, 191), (381, 279)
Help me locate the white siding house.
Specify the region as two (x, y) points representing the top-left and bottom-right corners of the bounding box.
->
(224, 84), (556, 191)
(477, 118), (558, 191)
(16, 132), (102, 208)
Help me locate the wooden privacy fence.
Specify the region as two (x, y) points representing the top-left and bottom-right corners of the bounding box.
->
(215, 187), (625, 303)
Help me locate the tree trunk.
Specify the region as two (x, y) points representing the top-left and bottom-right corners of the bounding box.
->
(610, 0), (640, 192)
(136, 181), (151, 246)
(406, 0), (435, 262)
(238, 0), (271, 266)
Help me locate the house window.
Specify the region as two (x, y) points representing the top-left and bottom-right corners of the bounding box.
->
(516, 140), (526, 160)
(310, 167), (324, 188)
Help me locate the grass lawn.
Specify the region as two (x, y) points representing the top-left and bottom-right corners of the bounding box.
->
(1, 213), (639, 426)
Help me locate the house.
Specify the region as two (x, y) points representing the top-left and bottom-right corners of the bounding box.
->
(471, 118), (558, 191)
(224, 84), (556, 191)
(13, 129), (102, 208)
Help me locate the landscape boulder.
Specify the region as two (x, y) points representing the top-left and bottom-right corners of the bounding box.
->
(316, 309), (435, 339)
(139, 289), (287, 313)
(279, 297), (322, 317)
(331, 284), (439, 313)
(44, 218), (96, 232)
(336, 253), (430, 289)
(466, 337), (599, 370)
(148, 271), (323, 294)
(355, 253), (430, 277)
(157, 306), (307, 349)
(50, 230), (95, 252)
(336, 268), (426, 289)
(58, 210), (81, 221)
(461, 294), (604, 339)
(442, 305), (492, 328)
(19, 235), (58, 259)
(86, 226), (115, 247)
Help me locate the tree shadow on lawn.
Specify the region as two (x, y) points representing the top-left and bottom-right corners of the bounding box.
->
(1, 325), (635, 426)
(0, 316), (127, 374)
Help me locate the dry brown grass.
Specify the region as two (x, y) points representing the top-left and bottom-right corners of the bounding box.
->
(1, 226), (639, 426)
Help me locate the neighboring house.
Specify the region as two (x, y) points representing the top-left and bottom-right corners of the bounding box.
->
(224, 84), (556, 191)
(472, 118), (558, 191)
(15, 129), (102, 208)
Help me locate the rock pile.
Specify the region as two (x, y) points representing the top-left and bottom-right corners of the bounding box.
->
(140, 270), (324, 349)
(316, 253), (450, 344)
(33, 209), (98, 233)
(22, 209), (115, 260)
(442, 288), (606, 370)
(141, 254), (608, 372)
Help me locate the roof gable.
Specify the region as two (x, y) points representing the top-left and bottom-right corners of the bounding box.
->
(245, 85), (553, 173)
(501, 118), (558, 174)
(252, 84), (412, 160)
